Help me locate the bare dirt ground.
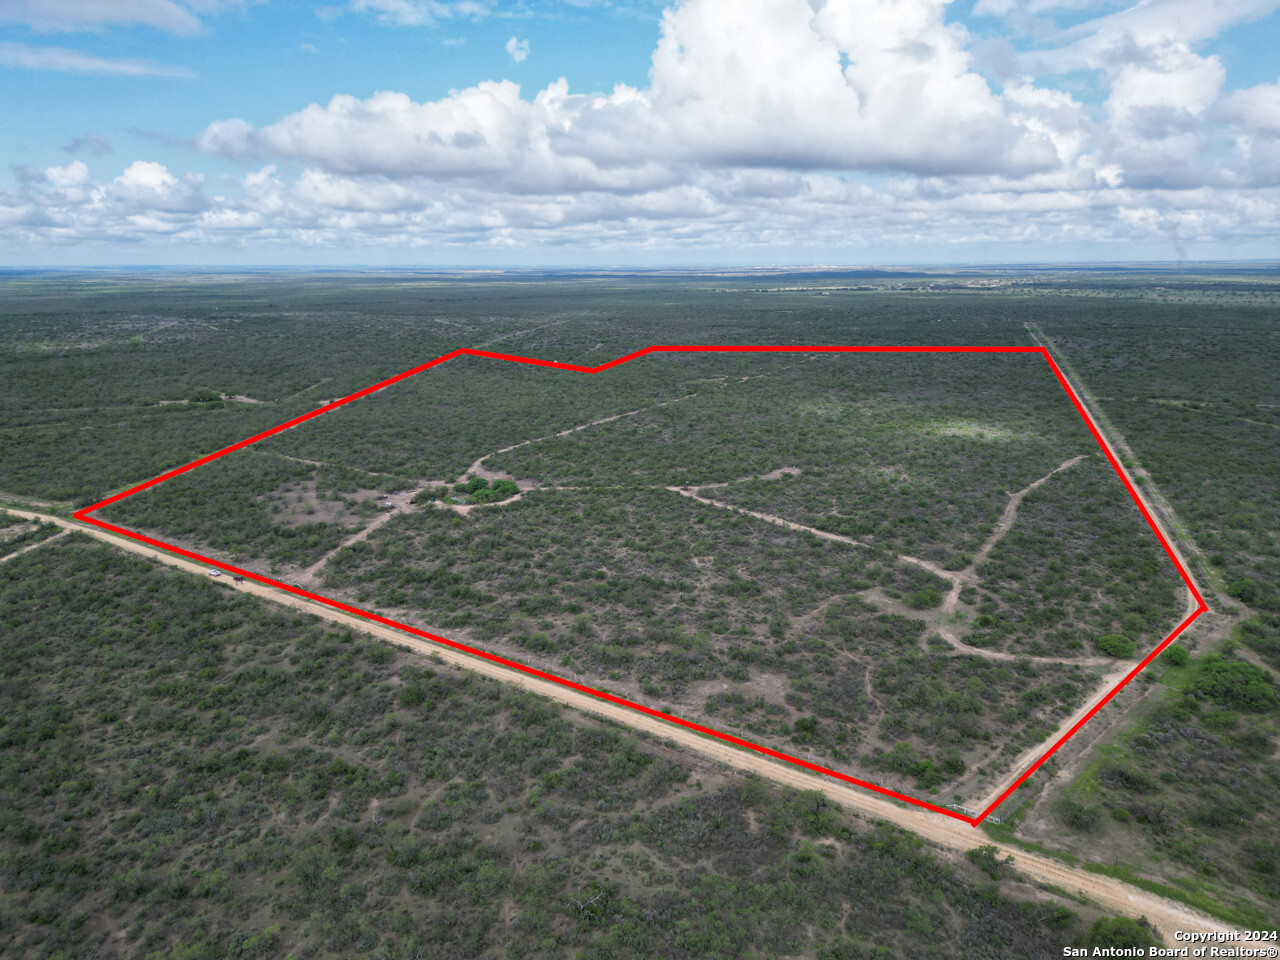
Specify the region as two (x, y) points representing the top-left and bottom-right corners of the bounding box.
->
(298, 484), (427, 586)
(157, 393), (262, 406)
(460, 404), (680, 485)
(0, 519), (38, 538)
(428, 493), (527, 518)
(696, 466), (803, 489)
(935, 626), (1114, 667)
(282, 378), (331, 403)
(0, 494), (63, 511)
(267, 452), (326, 468)
(5, 506), (1228, 943)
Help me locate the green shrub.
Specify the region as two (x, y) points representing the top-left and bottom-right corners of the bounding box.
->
(398, 685), (426, 708)
(1058, 797), (1100, 831)
(1228, 578), (1259, 604)
(792, 717), (818, 744)
(967, 843), (1012, 879)
(1082, 917), (1160, 949)
(1099, 765), (1159, 794)
(1191, 656), (1277, 711)
(905, 587), (943, 610)
(1096, 634), (1137, 657)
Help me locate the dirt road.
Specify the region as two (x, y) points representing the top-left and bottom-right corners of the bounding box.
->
(935, 453), (1086, 659)
(1026, 324), (1209, 620)
(666, 486), (957, 582)
(665, 462), (1153, 818)
(0, 528), (68, 563)
(670, 472), (1113, 675)
(968, 454), (1085, 572)
(463, 408), (647, 483)
(2, 506), (1231, 942)
(937, 453), (1083, 620)
(299, 484), (426, 585)
(968, 659), (1132, 813)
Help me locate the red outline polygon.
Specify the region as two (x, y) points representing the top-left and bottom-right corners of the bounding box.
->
(76, 345), (1207, 827)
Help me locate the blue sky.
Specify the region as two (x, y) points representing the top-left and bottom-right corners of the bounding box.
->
(2, 0), (1279, 265)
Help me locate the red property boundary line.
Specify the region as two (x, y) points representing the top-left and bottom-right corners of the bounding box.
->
(76, 345), (1207, 827)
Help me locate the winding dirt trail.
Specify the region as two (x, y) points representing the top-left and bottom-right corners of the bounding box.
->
(935, 454), (1084, 653)
(0, 506), (1229, 942)
(933, 627), (1114, 668)
(931, 455), (1119, 668)
(694, 466), (803, 490)
(462, 393), (700, 484)
(670, 464), (1113, 671)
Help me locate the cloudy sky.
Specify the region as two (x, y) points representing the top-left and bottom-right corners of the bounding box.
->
(2, 0), (1279, 265)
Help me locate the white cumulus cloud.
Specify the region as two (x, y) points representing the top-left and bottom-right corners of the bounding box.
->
(505, 35), (529, 63)
(197, 0), (1067, 183)
(4, 0), (1280, 259)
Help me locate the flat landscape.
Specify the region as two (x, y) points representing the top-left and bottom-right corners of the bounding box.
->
(2, 269), (1277, 957)
(95, 333), (1186, 810)
(6, 0), (1280, 954)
